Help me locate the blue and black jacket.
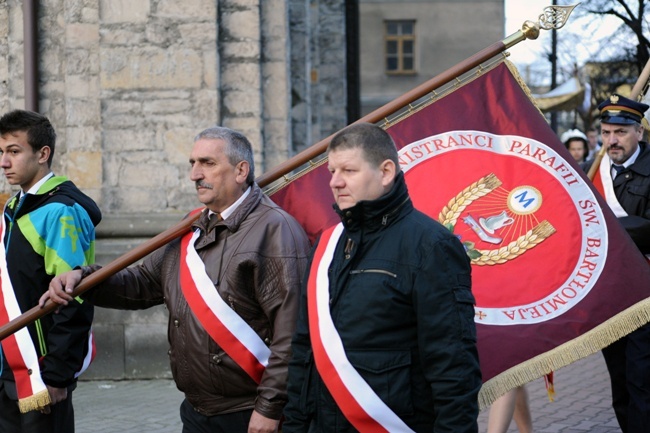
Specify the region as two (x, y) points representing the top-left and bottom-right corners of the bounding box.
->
(1, 176), (101, 388)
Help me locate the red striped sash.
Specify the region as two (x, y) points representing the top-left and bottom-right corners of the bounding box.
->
(307, 223), (415, 432)
(179, 227), (270, 383)
(0, 215), (50, 412)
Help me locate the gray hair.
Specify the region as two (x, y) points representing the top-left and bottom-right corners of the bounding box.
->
(194, 126), (255, 184)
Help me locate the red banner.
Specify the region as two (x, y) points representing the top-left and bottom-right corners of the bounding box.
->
(270, 60), (650, 407)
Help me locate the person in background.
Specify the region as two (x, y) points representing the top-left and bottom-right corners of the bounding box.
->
(561, 128), (589, 163)
(582, 94), (650, 433)
(42, 126), (311, 433)
(586, 126), (602, 160)
(283, 122), (481, 432)
(0, 109), (101, 432)
(486, 386), (533, 433)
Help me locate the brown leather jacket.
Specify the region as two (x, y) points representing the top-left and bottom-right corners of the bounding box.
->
(82, 184), (311, 419)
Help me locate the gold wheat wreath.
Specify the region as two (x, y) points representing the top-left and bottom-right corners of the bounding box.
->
(438, 173), (556, 266)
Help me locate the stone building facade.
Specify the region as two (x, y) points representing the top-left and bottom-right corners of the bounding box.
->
(0, 0), (504, 379)
(0, 0), (349, 379)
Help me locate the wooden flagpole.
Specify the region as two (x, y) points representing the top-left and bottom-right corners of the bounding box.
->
(0, 4), (577, 342)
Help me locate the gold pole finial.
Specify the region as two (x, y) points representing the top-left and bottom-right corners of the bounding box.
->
(538, 4), (579, 31)
(504, 4), (579, 49)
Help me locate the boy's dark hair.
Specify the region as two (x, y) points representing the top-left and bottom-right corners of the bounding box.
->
(0, 110), (56, 167)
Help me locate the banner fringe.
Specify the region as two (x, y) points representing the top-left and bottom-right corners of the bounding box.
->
(18, 389), (51, 413)
(478, 297), (650, 410)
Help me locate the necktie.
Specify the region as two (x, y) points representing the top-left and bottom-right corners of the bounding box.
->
(612, 164), (624, 178)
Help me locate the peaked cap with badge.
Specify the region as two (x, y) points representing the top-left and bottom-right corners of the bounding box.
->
(598, 93), (649, 125)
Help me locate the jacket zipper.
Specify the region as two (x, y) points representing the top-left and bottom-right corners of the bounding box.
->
(349, 269), (397, 278)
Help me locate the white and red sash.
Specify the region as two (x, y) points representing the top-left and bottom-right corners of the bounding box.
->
(598, 153), (628, 218)
(0, 215), (50, 412)
(0, 213), (95, 413)
(307, 223), (415, 433)
(179, 228), (270, 383)
(596, 156), (650, 263)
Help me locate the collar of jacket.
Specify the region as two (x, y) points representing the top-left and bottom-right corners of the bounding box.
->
(5, 176), (102, 226)
(191, 182), (263, 235)
(629, 142), (650, 176)
(334, 171), (412, 233)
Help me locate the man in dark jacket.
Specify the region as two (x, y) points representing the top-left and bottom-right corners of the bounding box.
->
(582, 94), (650, 433)
(283, 122), (482, 432)
(0, 109), (101, 432)
(44, 126), (310, 433)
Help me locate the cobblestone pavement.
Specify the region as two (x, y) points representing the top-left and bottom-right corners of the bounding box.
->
(75, 352), (619, 432)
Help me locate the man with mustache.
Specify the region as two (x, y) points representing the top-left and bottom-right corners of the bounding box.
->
(43, 126), (311, 433)
(582, 94), (650, 433)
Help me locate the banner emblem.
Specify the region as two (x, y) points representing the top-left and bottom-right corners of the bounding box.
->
(400, 130), (608, 325)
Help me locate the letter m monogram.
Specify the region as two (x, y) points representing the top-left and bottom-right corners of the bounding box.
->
(514, 191), (535, 209)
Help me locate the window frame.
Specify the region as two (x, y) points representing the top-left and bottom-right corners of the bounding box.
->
(384, 20), (416, 75)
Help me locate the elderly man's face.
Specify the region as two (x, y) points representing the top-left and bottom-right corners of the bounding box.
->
(189, 138), (247, 212)
(602, 123), (644, 165)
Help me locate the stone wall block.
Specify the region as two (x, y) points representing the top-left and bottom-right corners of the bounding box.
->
(263, 62), (289, 117)
(65, 23), (99, 48)
(65, 74), (99, 99)
(167, 187), (200, 212)
(143, 98), (192, 114)
(221, 41), (260, 59)
(101, 153), (121, 187)
(40, 49), (63, 77)
(157, 0), (216, 20)
(102, 99), (143, 116)
(194, 89), (219, 125)
(63, 0), (85, 22)
(163, 127), (198, 165)
(81, 6), (99, 23)
(222, 10), (260, 41)
(101, 48), (203, 90)
(66, 98), (100, 126)
(120, 161), (178, 188)
(82, 323), (125, 380)
(125, 324), (172, 379)
(8, 6), (23, 40)
(177, 23), (218, 48)
(65, 50), (100, 74)
(104, 128), (156, 152)
(222, 90), (261, 116)
(0, 7), (9, 39)
(202, 49), (218, 90)
(100, 28), (146, 46)
(106, 186), (169, 212)
(221, 63), (261, 90)
(261, 118), (290, 167)
(65, 150), (103, 189)
(100, 0), (150, 24)
(66, 126), (101, 151)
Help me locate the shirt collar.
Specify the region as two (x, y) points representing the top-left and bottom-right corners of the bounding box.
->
(209, 186), (251, 221)
(20, 172), (54, 199)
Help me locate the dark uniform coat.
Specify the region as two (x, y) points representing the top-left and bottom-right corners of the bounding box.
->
(284, 173), (482, 433)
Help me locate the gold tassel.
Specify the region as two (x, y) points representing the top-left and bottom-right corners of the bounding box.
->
(478, 298), (650, 411)
(18, 389), (51, 413)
